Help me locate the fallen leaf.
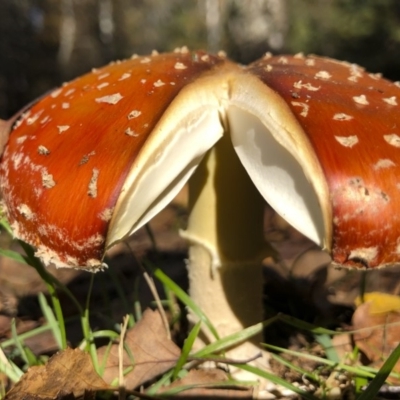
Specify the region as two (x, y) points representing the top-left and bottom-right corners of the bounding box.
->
(6, 348), (108, 399)
(352, 293), (400, 382)
(355, 292), (400, 314)
(98, 308), (180, 390)
(330, 333), (353, 362)
(158, 369), (254, 398)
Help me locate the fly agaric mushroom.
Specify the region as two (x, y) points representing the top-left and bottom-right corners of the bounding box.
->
(239, 53), (400, 269)
(2, 49), (400, 386)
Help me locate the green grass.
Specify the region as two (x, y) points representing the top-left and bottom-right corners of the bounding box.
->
(0, 216), (400, 399)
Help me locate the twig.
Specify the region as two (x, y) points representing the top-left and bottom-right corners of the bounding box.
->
(118, 315), (130, 400)
(123, 241), (171, 339)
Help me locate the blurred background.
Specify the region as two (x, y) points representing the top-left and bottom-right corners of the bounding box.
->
(1, 0), (400, 119)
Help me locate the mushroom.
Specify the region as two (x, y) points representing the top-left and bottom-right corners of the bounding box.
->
(241, 53), (400, 269)
(2, 49), (400, 384)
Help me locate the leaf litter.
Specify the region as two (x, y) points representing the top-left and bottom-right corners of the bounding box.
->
(5, 204), (400, 398)
(98, 308), (180, 390)
(5, 348), (108, 399)
(352, 292), (400, 383)
(4, 307), (257, 399)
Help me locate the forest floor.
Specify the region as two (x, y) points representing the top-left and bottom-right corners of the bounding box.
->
(1, 187), (400, 399)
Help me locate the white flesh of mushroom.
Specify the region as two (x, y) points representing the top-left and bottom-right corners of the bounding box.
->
(227, 75), (330, 250)
(95, 71), (330, 389)
(108, 106), (223, 243)
(108, 73), (330, 254)
(108, 76), (225, 245)
(228, 106), (325, 246)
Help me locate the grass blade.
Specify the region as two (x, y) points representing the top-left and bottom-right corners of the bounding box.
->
(193, 318), (277, 358)
(269, 352), (320, 383)
(0, 345), (23, 382)
(357, 343), (400, 400)
(315, 333), (339, 363)
(263, 343), (377, 379)
(152, 266), (220, 340)
(11, 319), (36, 367)
(236, 363), (319, 400)
(172, 321), (202, 380)
(38, 292), (62, 349)
(18, 241), (68, 349)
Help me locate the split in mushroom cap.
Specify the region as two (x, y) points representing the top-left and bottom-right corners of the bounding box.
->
(2, 51), (400, 271)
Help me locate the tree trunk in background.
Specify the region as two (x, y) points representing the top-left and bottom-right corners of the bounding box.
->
(226, 0), (288, 62)
(98, 0), (114, 47)
(203, 0), (222, 52)
(2, 1), (400, 122)
(0, 0), (33, 118)
(58, 0), (76, 71)
(57, 0), (108, 80)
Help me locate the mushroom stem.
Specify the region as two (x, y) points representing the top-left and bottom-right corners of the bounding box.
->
(183, 132), (274, 367)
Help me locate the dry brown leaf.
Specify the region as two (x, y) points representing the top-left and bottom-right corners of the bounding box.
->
(6, 348), (108, 399)
(97, 308), (180, 390)
(352, 295), (400, 382)
(330, 333), (353, 362)
(158, 369), (254, 399)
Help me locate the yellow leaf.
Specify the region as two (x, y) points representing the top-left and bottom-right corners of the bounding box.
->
(355, 292), (400, 314)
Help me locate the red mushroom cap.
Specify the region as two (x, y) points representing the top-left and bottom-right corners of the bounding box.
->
(0, 49), (233, 270)
(2, 50), (400, 271)
(245, 53), (400, 268)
